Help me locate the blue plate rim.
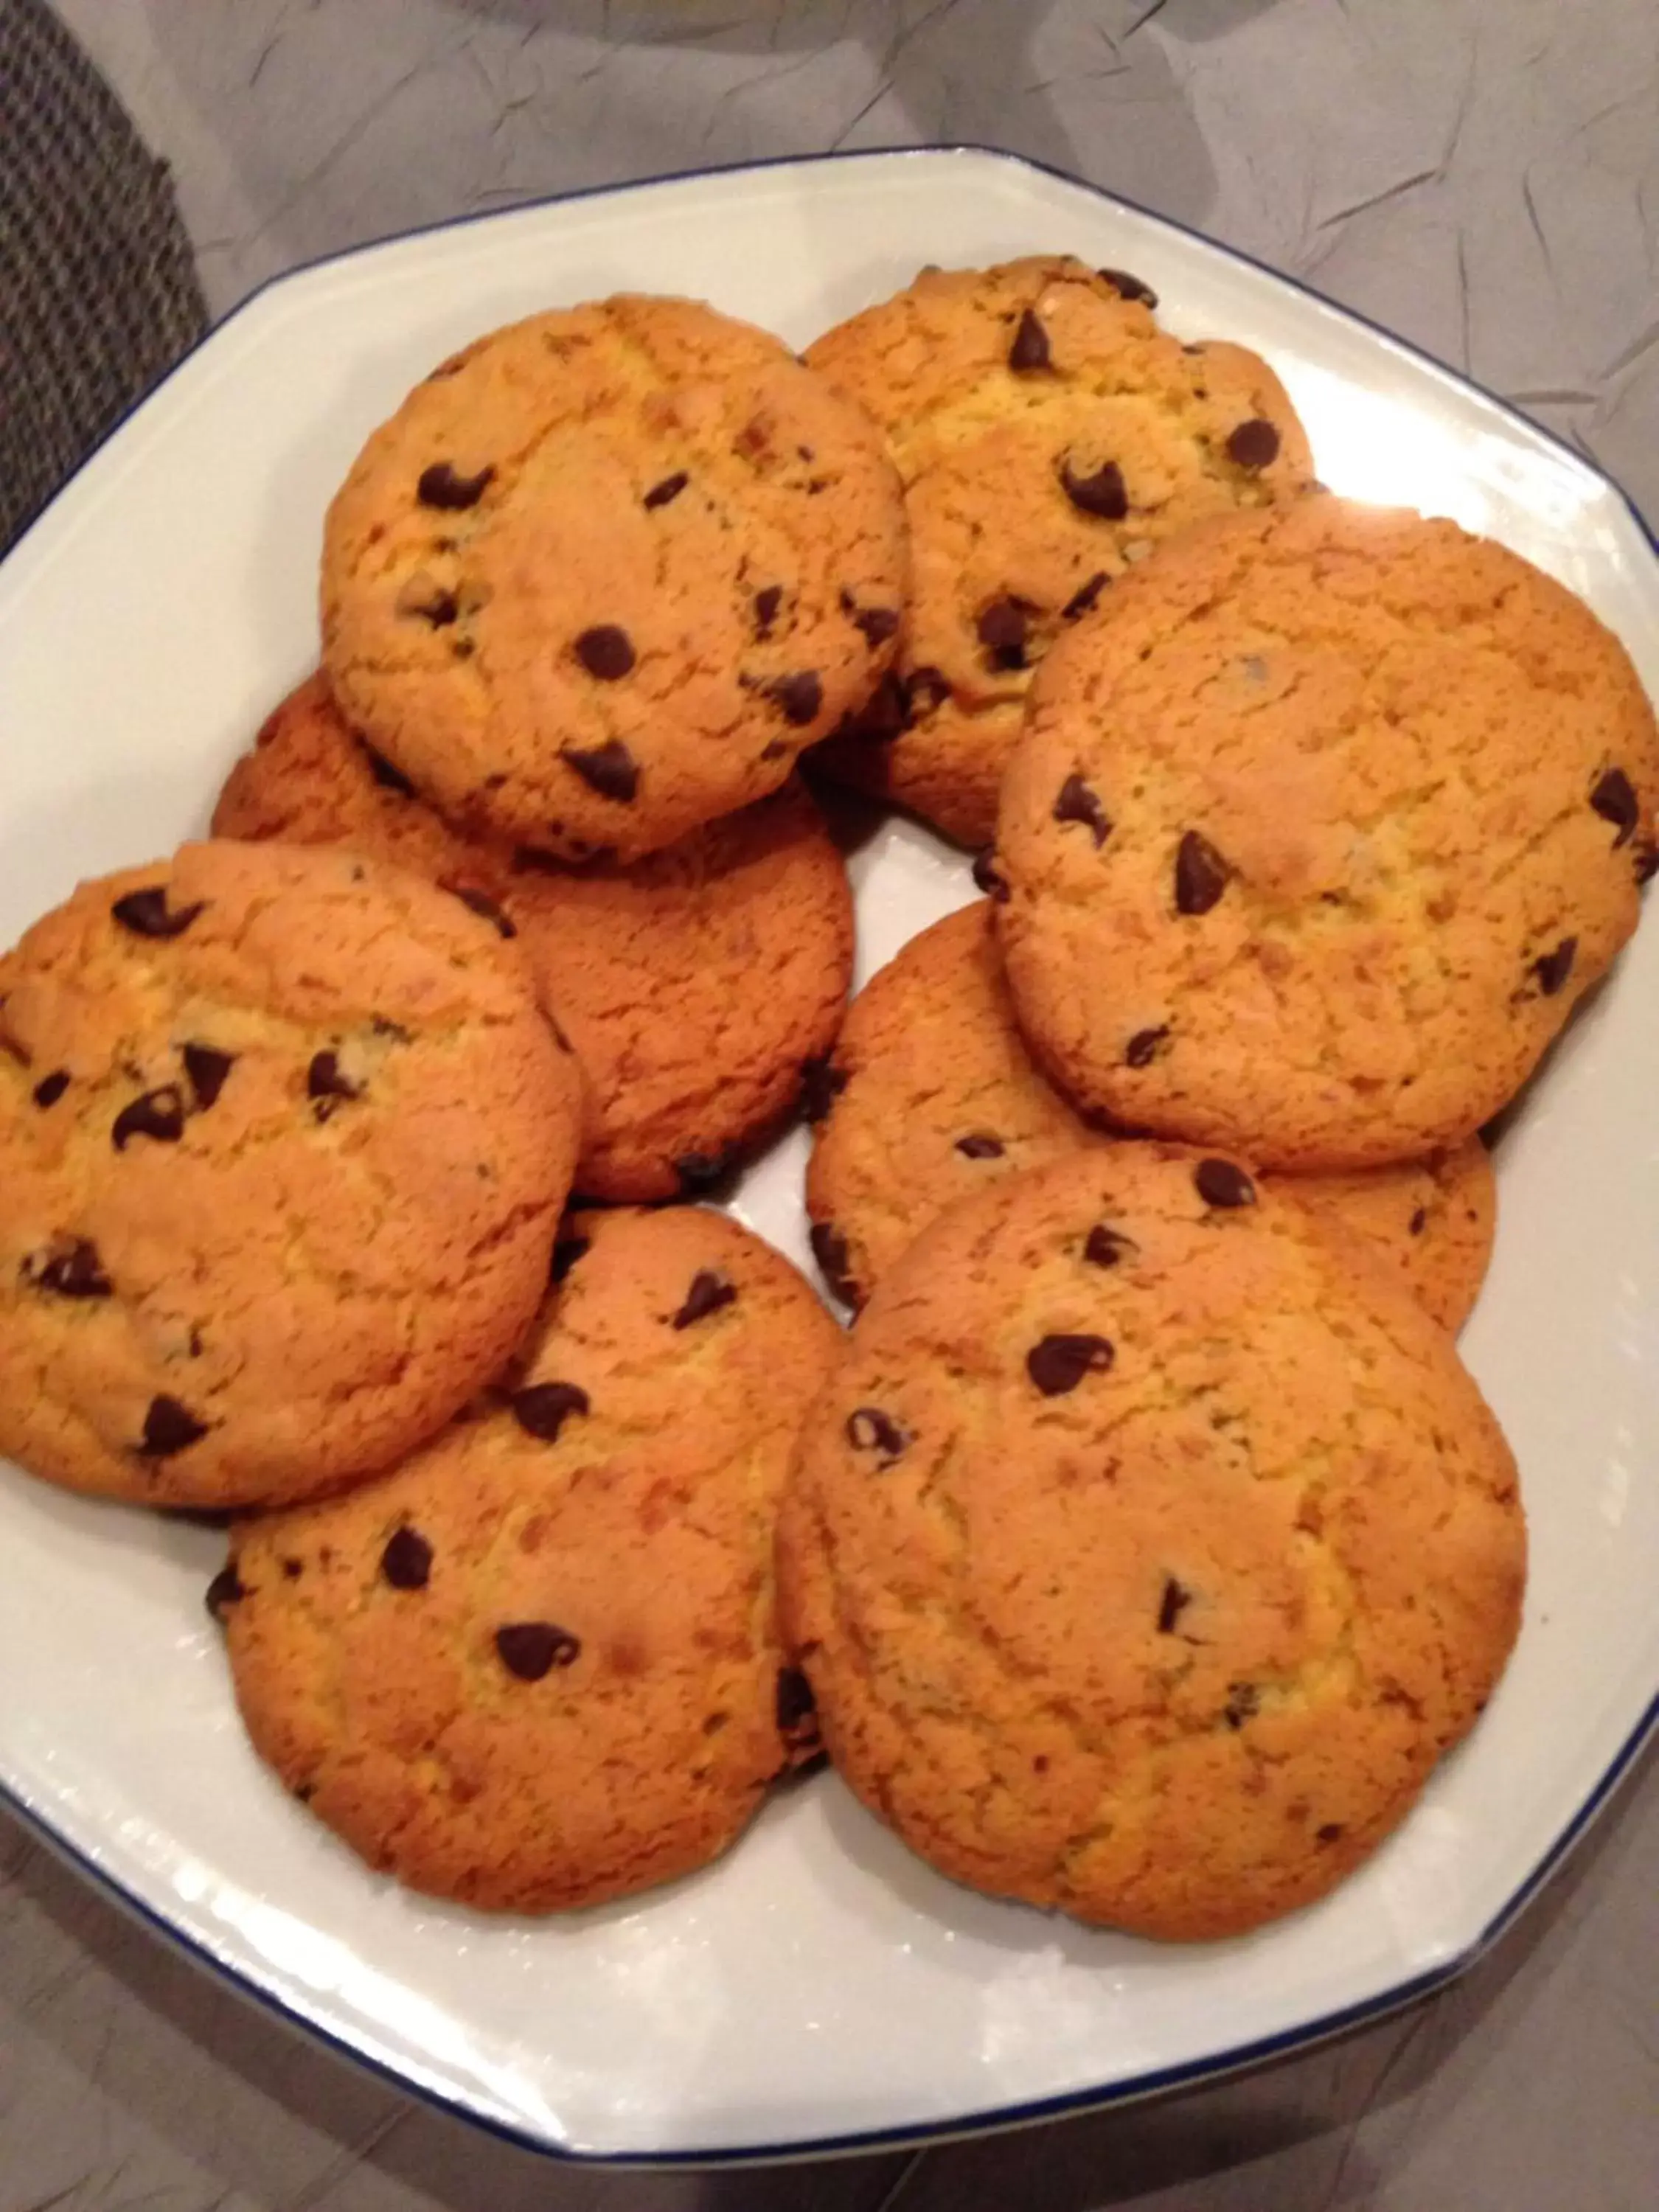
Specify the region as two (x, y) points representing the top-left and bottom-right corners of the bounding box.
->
(3, 141), (1658, 2167)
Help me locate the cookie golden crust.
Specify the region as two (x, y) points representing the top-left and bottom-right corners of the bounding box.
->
(804, 899), (1497, 1329)
(214, 675), (854, 1202)
(220, 1206), (841, 1913)
(0, 841), (582, 1509)
(805, 256), (1313, 846)
(780, 1147), (1526, 1941)
(997, 498), (1659, 1169)
(321, 294), (908, 862)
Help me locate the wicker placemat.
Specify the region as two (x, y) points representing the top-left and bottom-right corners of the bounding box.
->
(0, 0), (206, 552)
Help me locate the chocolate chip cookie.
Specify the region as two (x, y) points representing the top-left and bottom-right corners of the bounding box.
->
(0, 840), (582, 1509)
(321, 294), (908, 861)
(218, 1204), (840, 1913)
(779, 1145), (1526, 1939)
(998, 497), (1659, 1168)
(805, 256), (1312, 846)
(215, 674), (854, 1200)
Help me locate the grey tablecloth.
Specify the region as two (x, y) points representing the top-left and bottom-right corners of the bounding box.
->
(5, 4), (1659, 2208)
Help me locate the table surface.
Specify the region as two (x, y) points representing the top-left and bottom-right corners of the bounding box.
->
(8, 4), (1659, 2207)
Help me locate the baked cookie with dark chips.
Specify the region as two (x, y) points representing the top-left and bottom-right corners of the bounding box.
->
(805, 256), (1312, 845)
(998, 498), (1659, 1168)
(321, 294), (908, 862)
(780, 1145), (1526, 1940)
(0, 841), (582, 1509)
(218, 1206), (840, 1913)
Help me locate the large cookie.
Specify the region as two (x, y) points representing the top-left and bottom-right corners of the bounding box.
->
(0, 841), (582, 1509)
(780, 1147), (1526, 1941)
(806, 900), (1496, 1329)
(805, 256), (1312, 846)
(998, 497), (1659, 1169)
(214, 675), (854, 1202)
(218, 1206), (840, 1913)
(321, 295), (908, 862)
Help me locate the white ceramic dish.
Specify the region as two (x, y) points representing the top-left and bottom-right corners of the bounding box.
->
(2, 148), (1658, 2166)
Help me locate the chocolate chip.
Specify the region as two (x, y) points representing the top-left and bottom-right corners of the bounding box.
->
(643, 470), (689, 510)
(495, 1621), (580, 1680)
(1053, 772), (1110, 847)
(1084, 1225), (1135, 1267)
(672, 1269), (737, 1329)
(32, 1070), (69, 1109)
(846, 1406), (909, 1461)
(1408, 1206), (1428, 1237)
(1026, 1332), (1114, 1395)
(766, 671), (824, 726)
(550, 1233), (590, 1284)
(1156, 1575), (1191, 1633)
(112, 1085), (186, 1150)
(1060, 456), (1129, 521)
(23, 1237), (112, 1298)
(1223, 1682), (1259, 1728)
(1124, 1025), (1169, 1068)
(1590, 767), (1638, 846)
(1008, 308), (1052, 372)
(1062, 571), (1110, 622)
(396, 577), (457, 627)
(837, 672), (908, 743)
(510, 1381), (589, 1442)
(448, 884), (516, 938)
(1175, 830), (1229, 915)
(955, 1133), (1004, 1159)
(1316, 1821), (1346, 1844)
(840, 589), (900, 647)
(574, 625), (636, 681)
(306, 1052), (360, 1115)
(205, 1565), (244, 1623)
(976, 597), (1032, 671)
(417, 461), (493, 509)
(366, 748), (417, 797)
(776, 1664), (818, 1743)
(973, 849), (1010, 902)
(1531, 936), (1577, 996)
(139, 1394), (209, 1457)
(1194, 1158), (1256, 1209)
(905, 667), (951, 717)
(1635, 841), (1659, 886)
(1097, 267), (1158, 307)
(182, 1043), (234, 1111)
(380, 1526), (433, 1590)
(1225, 419), (1281, 470)
(111, 887), (206, 939)
(563, 738), (639, 803)
(810, 1221), (860, 1309)
(753, 584), (784, 637)
(675, 1150), (729, 1194)
(800, 1054), (847, 1123)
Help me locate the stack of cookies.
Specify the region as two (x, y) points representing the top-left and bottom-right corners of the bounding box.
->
(3, 251), (1655, 1941)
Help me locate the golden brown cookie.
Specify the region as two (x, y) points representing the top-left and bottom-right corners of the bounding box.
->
(805, 900), (1497, 1329)
(321, 295), (908, 862)
(805, 256), (1312, 845)
(0, 841), (582, 1509)
(218, 1206), (840, 1913)
(780, 1146), (1526, 1941)
(214, 674), (854, 1201)
(998, 497), (1659, 1169)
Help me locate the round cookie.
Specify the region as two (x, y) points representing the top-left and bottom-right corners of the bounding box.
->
(217, 1205), (841, 1913)
(998, 497), (1659, 1169)
(215, 674), (855, 1202)
(321, 293), (908, 862)
(779, 1147), (1526, 1941)
(805, 256), (1313, 846)
(0, 841), (582, 1509)
(806, 900), (1497, 1329)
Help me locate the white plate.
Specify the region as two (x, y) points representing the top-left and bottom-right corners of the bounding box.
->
(3, 148), (1658, 2166)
